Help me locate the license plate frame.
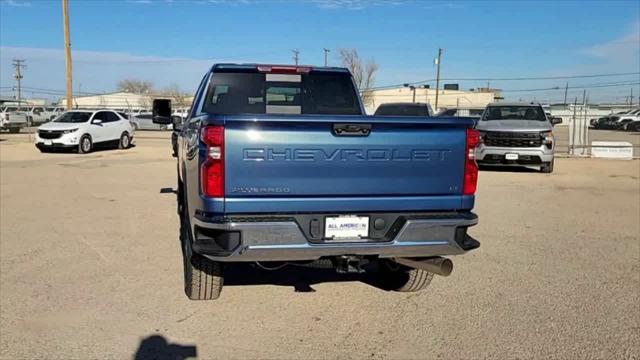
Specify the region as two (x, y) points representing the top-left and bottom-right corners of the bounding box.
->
(324, 215), (369, 240)
(44, 140), (53, 146)
(505, 153), (519, 160)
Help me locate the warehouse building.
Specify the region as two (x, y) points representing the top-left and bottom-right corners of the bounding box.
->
(365, 86), (501, 114)
(58, 91), (193, 111)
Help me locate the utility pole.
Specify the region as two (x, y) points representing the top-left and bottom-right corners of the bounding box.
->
(62, 0), (73, 110)
(323, 48), (330, 67)
(12, 59), (25, 105)
(563, 82), (568, 107)
(292, 49), (300, 66)
(434, 48), (443, 111)
(631, 87), (634, 106)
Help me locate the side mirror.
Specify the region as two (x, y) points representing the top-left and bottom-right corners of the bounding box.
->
(551, 117), (562, 126)
(92, 119), (102, 125)
(152, 99), (172, 125)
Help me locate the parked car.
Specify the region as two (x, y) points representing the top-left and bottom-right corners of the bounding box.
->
(475, 102), (561, 173)
(26, 106), (56, 126)
(590, 116), (606, 128)
(374, 102), (433, 116)
(153, 63), (481, 300)
(44, 107), (64, 121)
(593, 109), (638, 129)
(172, 107), (189, 119)
(35, 109), (135, 153)
(0, 106), (29, 133)
(436, 107), (485, 118)
(617, 108), (640, 130)
(626, 120), (640, 132)
(130, 113), (172, 131)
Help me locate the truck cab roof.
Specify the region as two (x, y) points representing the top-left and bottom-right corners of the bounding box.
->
(211, 63), (350, 74)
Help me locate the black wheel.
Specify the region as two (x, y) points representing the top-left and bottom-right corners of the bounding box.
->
(119, 132), (130, 149)
(183, 251), (224, 300)
(78, 135), (92, 154)
(377, 260), (434, 292)
(8, 128), (20, 134)
(541, 159), (554, 173)
(179, 181), (224, 300)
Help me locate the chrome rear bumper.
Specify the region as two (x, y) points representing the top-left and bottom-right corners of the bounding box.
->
(191, 213), (479, 262)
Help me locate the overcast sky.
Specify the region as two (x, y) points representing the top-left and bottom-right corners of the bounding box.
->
(1, 0), (638, 103)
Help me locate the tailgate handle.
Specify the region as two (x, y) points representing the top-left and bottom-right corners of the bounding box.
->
(332, 123), (371, 136)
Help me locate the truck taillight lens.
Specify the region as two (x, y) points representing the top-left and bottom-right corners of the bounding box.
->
(463, 128), (480, 195)
(200, 125), (224, 197)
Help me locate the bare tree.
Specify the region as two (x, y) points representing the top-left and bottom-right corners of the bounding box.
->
(337, 48), (379, 105)
(117, 79), (154, 94)
(160, 84), (190, 108)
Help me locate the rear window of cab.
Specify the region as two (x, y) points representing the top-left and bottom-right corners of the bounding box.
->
(202, 70), (362, 116)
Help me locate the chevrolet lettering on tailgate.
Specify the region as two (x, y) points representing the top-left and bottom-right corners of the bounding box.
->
(242, 148), (452, 162)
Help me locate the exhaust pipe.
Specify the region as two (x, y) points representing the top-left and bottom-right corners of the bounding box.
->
(394, 257), (453, 277)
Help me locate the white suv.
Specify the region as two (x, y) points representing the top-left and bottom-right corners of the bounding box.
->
(35, 109), (135, 153)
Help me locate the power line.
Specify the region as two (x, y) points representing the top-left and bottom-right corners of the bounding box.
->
(501, 81), (640, 93)
(368, 81), (640, 97)
(369, 72), (640, 91)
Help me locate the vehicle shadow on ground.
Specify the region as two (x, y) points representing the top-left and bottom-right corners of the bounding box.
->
(40, 144), (137, 155)
(223, 262), (387, 293)
(479, 165), (540, 173)
(133, 335), (197, 360)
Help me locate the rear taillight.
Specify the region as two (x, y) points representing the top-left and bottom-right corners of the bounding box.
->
(200, 125), (225, 197)
(463, 128), (480, 195)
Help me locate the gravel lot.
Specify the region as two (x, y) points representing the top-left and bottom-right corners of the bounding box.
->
(1, 133), (638, 359)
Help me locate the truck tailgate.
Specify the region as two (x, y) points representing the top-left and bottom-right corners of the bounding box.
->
(220, 115), (472, 213)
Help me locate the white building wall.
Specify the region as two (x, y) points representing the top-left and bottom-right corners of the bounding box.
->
(59, 92), (154, 110)
(366, 87), (497, 114)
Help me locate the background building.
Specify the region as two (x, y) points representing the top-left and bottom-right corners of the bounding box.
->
(58, 91), (193, 111)
(365, 86), (501, 114)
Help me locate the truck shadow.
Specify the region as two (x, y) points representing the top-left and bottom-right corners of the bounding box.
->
(223, 262), (382, 293)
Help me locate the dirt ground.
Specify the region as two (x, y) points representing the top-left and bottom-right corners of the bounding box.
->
(1, 133), (639, 359)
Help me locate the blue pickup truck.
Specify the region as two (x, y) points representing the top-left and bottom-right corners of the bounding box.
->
(153, 64), (481, 300)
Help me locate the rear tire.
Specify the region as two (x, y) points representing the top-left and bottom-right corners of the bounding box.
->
(78, 135), (92, 154)
(378, 260), (434, 292)
(541, 159), (554, 173)
(179, 179), (224, 300)
(184, 252), (224, 300)
(119, 132), (130, 149)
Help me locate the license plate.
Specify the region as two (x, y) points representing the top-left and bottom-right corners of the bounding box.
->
(44, 140), (53, 146)
(505, 153), (519, 160)
(325, 216), (369, 240)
